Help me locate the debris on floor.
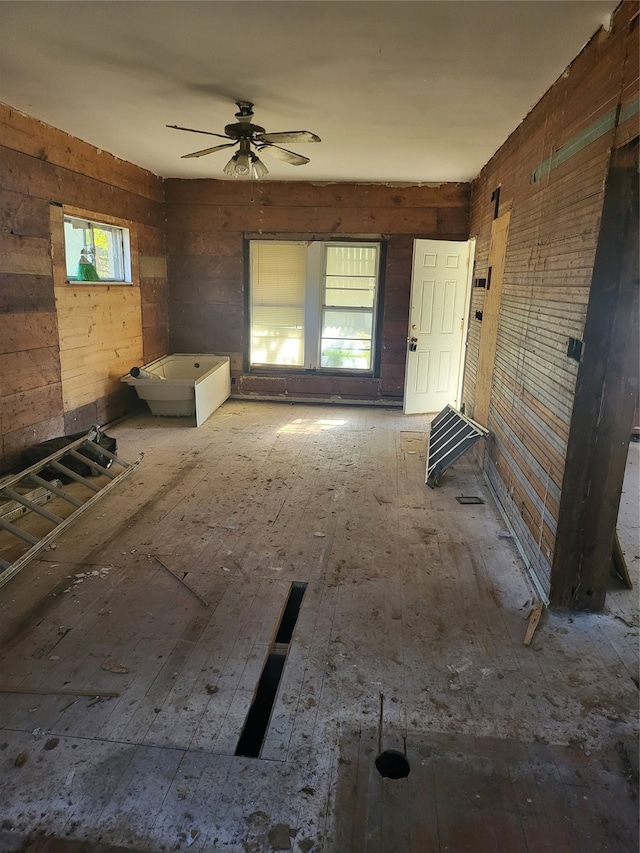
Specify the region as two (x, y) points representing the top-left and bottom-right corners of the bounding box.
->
(524, 600), (544, 645)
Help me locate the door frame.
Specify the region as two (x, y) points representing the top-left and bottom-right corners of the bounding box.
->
(455, 237), (476, 410)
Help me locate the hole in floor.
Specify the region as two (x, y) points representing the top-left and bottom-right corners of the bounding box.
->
(235, 652), (286, 758)
(375, 750), (411, 779)
(275, 581), (307, 645)
(235, 581), (308, 758)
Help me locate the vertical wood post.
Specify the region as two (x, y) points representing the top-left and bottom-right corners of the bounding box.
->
(551, 142), (639, 610)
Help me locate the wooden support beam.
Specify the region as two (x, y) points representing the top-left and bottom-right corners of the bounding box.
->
(551, 142), (639, 610)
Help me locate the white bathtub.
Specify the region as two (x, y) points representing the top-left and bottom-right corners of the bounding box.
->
(122, 354), (231, 426)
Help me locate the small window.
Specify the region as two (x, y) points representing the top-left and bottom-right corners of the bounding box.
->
(64, 215), (131, 283)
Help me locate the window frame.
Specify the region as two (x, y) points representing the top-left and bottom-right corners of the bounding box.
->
(246, 238), (384, 376)
(63, 213), (133, 285)
(318, 242), (380, 372)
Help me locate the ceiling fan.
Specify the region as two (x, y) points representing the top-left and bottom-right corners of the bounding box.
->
(167, 101), (321, 179)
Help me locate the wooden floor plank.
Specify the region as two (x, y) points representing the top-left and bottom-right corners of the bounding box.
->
(0, 402), (636, 853)
(84, 744), (185, 848)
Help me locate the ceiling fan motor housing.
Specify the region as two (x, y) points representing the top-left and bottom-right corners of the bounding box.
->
(224, 121), (266, 140)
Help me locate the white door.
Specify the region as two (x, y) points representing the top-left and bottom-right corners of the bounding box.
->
(403, 239), (474, 415)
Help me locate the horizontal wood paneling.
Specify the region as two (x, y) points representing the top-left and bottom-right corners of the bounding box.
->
(0, 383), (64, 436)
(141, 296), (168, 332)
(141, 323), (169, 365)
(164, 180), (469, 209)
(140, 275), (169, 362)
(0, 311), (59, 354)
(235, 373), (385, 400)
(170, 303), (244, 356)
(0, 274), (55, 313)
(166, 181), (470, 402)
(0, 146), (165, 230)
(0, 102), (163, 203)
(63, 387), (139, 435)
(166, 202), (443, 234)
(55, 285), (143, 412)
(139, 255), (168, 279)
(0, 233), (52, 275)
(462, 1), (638, 594)
(0, 189), (51, 237)
(1, 414), (66, 475)
(0, 103), (167, 470)
(0, 347), (61, 396)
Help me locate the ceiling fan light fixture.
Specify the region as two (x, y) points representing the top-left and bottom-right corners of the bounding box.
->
(221, 139), (254, 178)
(223, 153), (238, 177)
(234, 152), (252, 177)
(251, 154), (269, 179)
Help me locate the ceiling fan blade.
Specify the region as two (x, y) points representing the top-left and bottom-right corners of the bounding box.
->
(181, 142), (236, 159)
(257, 131), (321, 144)
(167, 124), (230, 140)
(259, 144), (310, 166)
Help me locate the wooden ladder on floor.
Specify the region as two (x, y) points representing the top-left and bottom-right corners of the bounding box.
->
(0, 427), (143, 588)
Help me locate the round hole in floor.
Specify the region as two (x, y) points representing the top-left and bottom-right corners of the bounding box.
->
(375, 749), (410, 779)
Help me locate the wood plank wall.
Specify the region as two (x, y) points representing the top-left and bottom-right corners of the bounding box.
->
(0, 103), (167, 472)
(164, 181), (470, 402)
(50, 204), (146, 426)
(461, 1), (639, 594)
(54, 284), (144, 415)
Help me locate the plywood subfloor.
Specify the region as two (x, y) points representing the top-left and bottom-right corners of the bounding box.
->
(0, 401), (637, 852)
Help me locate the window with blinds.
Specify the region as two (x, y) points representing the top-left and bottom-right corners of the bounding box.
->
(321, 245), (378, 370)
(250, 242), (307, 367)
(249, 240), (381, 372)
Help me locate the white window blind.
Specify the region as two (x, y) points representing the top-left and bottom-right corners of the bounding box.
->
(250, 242), (307, 367)
(321, 245), (378, 369)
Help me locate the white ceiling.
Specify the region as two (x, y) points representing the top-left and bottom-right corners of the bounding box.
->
(0, 1), (619, 183)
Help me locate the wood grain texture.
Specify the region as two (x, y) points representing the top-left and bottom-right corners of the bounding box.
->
(473, 212), (510, 428)
(55, 286), (143, 413)
(0, 312), (59, 355)
(0, 102), (163, 203)
(0, 274), (56, 313)
(0, 347), (61, 396)
(552, 152), (639, 610)
(461, 2), (639, 597)
(1, 414), (66, 473)
(0, 188), (51, 238)
(165, 183), (470, 403)
(0, 402), (636, 850)
(0, 106), (168, 470)
(0, 382), (64, 436)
